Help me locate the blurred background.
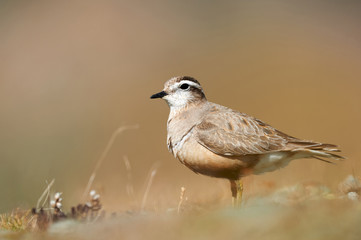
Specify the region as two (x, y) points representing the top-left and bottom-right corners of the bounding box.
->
(0, 0), (360, 213)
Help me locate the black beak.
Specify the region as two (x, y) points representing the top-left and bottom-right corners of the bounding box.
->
(150, 91), (168, 99)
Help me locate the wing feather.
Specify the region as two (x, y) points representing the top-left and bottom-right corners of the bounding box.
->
(195, 104), (289, 156)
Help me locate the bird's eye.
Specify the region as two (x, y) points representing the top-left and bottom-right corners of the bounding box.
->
(180, 83), (190, 90)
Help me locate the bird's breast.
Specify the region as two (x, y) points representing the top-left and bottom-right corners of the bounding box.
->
(170, 135), (248, 179)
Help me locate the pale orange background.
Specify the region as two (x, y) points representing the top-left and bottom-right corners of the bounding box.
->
(0, 0), (360, 212)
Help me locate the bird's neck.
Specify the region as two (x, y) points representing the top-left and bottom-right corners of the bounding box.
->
(168, 100), (207, 120)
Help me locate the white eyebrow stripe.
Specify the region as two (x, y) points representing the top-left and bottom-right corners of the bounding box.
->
(177, 80), (201, 89)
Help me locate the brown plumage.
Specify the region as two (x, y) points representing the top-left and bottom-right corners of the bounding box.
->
(151, 76), (344, 206)
(196, 104), (342, 161)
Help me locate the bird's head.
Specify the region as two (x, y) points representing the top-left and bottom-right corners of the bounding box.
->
(150, 76), (206, 109)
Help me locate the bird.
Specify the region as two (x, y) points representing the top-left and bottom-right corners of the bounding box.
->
(150, 76), (343, 207)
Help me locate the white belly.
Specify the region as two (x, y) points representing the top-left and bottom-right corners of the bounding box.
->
(252, 151), (306, 175)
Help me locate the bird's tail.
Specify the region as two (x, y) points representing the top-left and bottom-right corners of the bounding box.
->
(290, 142), (345, 164)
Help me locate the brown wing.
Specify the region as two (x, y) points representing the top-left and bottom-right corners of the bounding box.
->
(195, 104), (292, 156)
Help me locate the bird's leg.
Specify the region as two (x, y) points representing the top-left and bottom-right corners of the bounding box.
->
(230, 179), (243, 208)
(236, 179), (243, 206)
(230, 180), (237, 206)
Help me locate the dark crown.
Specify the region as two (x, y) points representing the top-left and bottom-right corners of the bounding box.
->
(176, 76), (201, 86)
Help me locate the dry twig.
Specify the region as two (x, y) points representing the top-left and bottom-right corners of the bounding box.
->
(82, 124), (139, 201)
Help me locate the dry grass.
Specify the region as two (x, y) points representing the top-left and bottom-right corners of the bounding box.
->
(82, 125), (139, 202)
(0, 126), (359, 239)
(1, 188), (361, 240)
(0, 209), (32, 232)
(1, 176), (361, 240)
